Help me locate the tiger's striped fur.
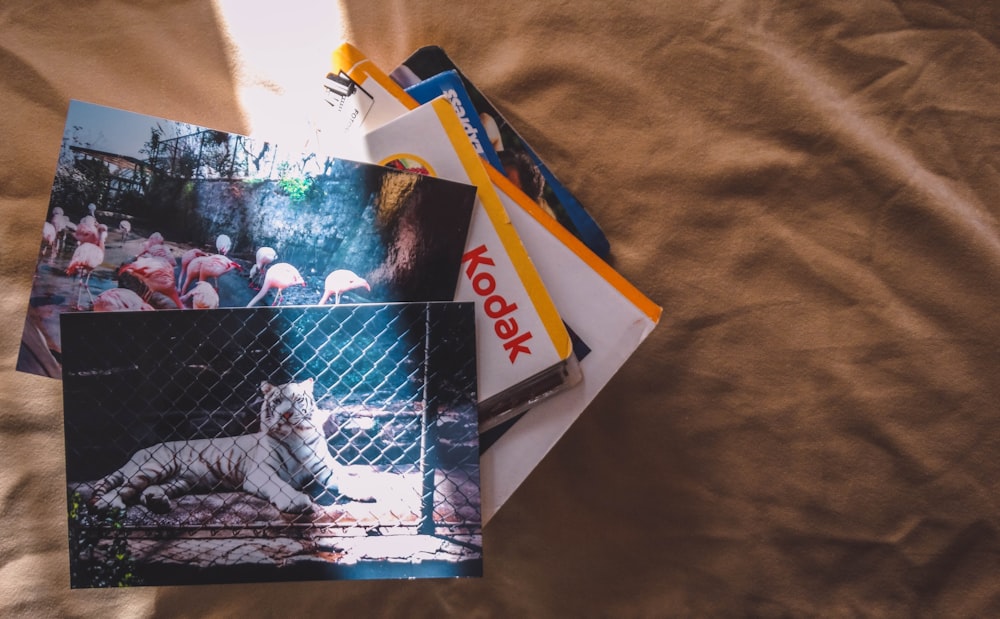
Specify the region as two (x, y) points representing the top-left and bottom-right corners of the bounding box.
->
(90, 378), (359, 514)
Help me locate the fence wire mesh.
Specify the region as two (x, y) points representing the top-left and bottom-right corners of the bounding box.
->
(61, 302), (480, 580)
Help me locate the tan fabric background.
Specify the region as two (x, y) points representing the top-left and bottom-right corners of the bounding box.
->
(3, 1), (999, 615)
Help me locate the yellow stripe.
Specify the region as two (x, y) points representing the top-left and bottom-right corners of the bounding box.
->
(430, 99), (572, 359)
(330, 43), (368, 74)
(486, 167), (663, 323)
(331, 43), (418, 111)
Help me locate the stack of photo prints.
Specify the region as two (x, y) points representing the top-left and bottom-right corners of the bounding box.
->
(18, 43), (661, 588)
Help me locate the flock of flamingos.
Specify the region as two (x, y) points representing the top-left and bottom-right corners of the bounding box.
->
(39, 204), (371, 313)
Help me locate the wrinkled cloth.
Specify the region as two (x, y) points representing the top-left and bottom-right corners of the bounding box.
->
(2, 1), (999, 615)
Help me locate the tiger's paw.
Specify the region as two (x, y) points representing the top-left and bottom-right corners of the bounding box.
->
(140, 487), (173, 514)
(273, 491), (315, 514)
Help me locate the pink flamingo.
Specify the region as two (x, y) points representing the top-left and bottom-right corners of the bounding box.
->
(181, 254), (242, 293)
(216, 234), (232, 255)
(178, 248), (209, 288)
(248, 246), (277, 288)
(118, 256), (185, 309)
(74, 219), (106, 246)
(136, 231), (170, 260)
(142, 232), (165, 251)
(50, 207), (75, 253)
(66, 227), (108, 310)
(135, 232), (175, 266)
(118, 220), (131, 246)
(41, 221), (56, 256)
(179, 280), (220, 309)
(246, 262), (306, 307)
(135, 231), (174, 263)
(137, 242), (174, 265)
(93, 288), (155, 312)
(318, 269), (370, 305)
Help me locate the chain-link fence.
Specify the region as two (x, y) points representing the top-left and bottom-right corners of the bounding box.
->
(61, 302), (481, 585)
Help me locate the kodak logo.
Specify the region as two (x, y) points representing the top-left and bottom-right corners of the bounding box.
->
(462, 244), (533, 363)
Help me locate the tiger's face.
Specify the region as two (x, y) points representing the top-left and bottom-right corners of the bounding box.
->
(259, 378), (322, 435)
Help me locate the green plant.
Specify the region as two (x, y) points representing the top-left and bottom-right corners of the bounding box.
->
(278, 175), (314, 202)
(275, 161), (316, 203)
(67, 491), (140, 588)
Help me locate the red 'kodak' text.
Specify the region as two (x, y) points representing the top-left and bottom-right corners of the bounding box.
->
(462, 244), (533, 363)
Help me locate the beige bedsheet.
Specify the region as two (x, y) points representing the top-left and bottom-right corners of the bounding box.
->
(2, 1), (999, 615)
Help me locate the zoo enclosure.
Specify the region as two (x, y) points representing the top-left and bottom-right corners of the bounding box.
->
(62, 303), (481, 553)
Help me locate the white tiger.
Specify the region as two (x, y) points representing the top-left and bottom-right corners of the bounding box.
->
(90, 378), (371, 514)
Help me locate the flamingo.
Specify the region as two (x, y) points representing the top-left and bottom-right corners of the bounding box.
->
(178, 248), (209, 288)
(246, 262), (306, 307)
(118, 220), (131, 246)
(318, 269), (370, 305)
(138, 232), (167, 259)
(136, 232), (175, 265)
(136, 231), (172, 258)
(248, 246), (277, 288)
(216, 234), (232, 255)
(118, 255), (185, 309)
(179, 280), (220, 309)
(74, 220), (106, 246)
(41, 221), (56, 256)
(66, 227), (108, 310)
(143, 232), (165, 250)
(92, 288), (154, 312)
(137, 242), (174, 265)
(180, 254), (242, 293)
(50, 207), (74, 253)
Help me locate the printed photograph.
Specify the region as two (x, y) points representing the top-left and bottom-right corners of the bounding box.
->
(19, 100), (477, 378)
(60, 302), (481, 586)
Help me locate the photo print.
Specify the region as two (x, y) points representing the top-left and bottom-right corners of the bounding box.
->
(20, 100), (477, 378)
(61, 302), (481, 586)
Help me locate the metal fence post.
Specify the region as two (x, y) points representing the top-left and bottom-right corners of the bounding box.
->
(418, 303), (437, 535)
